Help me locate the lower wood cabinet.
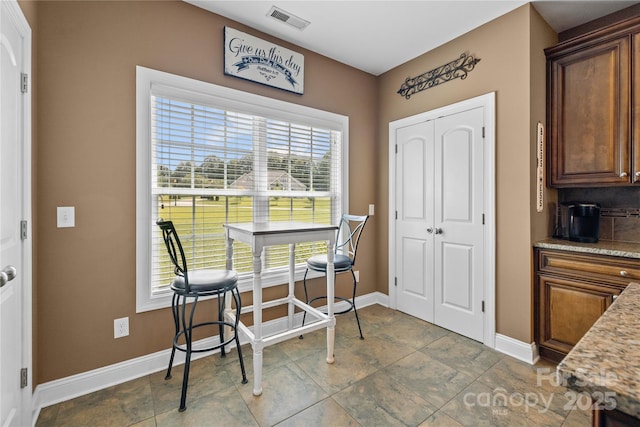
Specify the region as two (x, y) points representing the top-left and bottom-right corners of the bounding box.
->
(534, 248), (640, 362)
(593, 407), (640, 427)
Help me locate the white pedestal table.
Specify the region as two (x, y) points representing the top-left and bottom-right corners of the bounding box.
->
(223, 221), (338, 396)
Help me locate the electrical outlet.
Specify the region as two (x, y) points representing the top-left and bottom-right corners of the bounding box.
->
(114, 317), (129, 339)
(354, 270), (359, 282)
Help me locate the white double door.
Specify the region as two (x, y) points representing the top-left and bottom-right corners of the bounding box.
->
(395, 106), (485, 342)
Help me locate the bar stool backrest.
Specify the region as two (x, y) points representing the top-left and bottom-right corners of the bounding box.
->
(336, 214), (369, 266)
(157, 219), (189, 290)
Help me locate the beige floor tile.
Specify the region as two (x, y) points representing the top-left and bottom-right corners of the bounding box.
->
(239, 363), (328, 426)
(333, 370), (437, 426)
(294, 343), (379, 395)
(561, 406), (592, 426)
(274, 398), (359, 427)
(156, 386), (258, 427)
(231, 341), (293, 379)
(384, 351), (475, 408)
(440, 380), (566, 427)
(335, 332), (415, 369)
(150, 355), (242, 414)
(34, 405), (58, 427)
(421, 332), (504, 378)
(52, 376), (154, 427)
(373, 315), (450, 350)
(356, 304), (412, 327)
(418, 411), (465, 426)
(476, 357), (572, 419)
(278, 327), (328, 361)
(130, 417), (158, 427)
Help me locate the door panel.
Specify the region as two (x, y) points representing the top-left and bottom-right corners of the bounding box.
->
(401, 238), (427, 295)
(440, 242), (472, 310)
(441, 127), (472, 222)
(402, 137), (427, 219)
(395, 121), (434, 322)
(434, 107), (485, 342)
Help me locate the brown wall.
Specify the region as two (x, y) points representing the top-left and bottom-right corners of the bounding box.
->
(377, 4), (555, 343)
(528, 8), (559, 339)
(529, 7), (558, 246)
(33, 0), (377, 384)
(25, 0), (560, 386)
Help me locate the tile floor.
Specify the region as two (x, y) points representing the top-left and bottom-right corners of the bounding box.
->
(35, 305), (591, 426)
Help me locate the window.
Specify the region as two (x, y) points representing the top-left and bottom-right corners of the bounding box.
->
(136, 67), (348, 312)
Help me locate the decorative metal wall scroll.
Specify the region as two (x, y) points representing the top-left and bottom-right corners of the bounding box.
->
(397, 53), (481, 99)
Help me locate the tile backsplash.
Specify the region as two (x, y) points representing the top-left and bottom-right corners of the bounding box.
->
(559, 187), (640, 243)
(599, 208), (640, 243)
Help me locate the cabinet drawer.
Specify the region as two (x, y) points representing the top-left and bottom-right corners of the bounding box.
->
(537, 249), (640, 286)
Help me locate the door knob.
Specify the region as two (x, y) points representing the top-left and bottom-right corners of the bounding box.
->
(427, 227), (434, 234)
(620, 172), (628, 178)
(0, 265), (17, 288)
(635, 171), (640, 178)
(434, 228), (443, 234)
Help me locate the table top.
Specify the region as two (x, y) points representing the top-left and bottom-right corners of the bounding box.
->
(557, 282), (640, 418)
(224, 221), (338, 236)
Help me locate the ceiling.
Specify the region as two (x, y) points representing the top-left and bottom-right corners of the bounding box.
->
(186, 1), (638, 76)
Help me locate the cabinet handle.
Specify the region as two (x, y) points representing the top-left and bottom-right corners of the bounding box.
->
(636, 172), (640, 178)
(613, 294), (618, 301)
(620, 270), (629, 277)
(620, 172), (628, 178)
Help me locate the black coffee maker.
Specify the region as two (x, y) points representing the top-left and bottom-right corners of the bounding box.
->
(556, 202), (601, 243)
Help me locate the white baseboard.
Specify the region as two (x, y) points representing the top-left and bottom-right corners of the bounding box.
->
(494, 333), (538, 364)
(32, 292), (389, 425)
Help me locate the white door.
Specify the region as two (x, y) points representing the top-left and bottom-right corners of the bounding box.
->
(1, 2), (31, 426)
(433, 108), (484, 342)
(395, 107), (485, 342)
(395, 121), (435, 323)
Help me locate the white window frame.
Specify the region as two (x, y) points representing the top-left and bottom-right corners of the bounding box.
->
(136, 66), (349, 312)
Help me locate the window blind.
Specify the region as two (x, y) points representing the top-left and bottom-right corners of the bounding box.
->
(149, 94), (342, 295)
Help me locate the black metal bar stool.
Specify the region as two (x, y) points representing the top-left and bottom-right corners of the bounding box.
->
(157, 219), (247, 412)
(301, 214), (369, 339)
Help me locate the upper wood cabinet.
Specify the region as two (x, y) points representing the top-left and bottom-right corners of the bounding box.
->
(546, 17), (640, 187)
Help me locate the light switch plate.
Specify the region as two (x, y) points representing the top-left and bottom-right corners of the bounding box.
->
(57, 206), (75, 228)
(368, 204), (375, 216)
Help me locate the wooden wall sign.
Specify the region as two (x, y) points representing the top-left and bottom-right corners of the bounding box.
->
(536, 122), (545, 213)
(224, 27), (304, 95)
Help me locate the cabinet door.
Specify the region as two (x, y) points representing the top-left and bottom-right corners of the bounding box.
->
(537, 275), (615, 357)
(548, 37), (630, 186)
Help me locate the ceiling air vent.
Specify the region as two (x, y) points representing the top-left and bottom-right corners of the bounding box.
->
(267, 6), (310, 30)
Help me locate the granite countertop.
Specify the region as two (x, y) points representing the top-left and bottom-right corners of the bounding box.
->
(535, 238), (640, 259)
(557, 282), (640, 418)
